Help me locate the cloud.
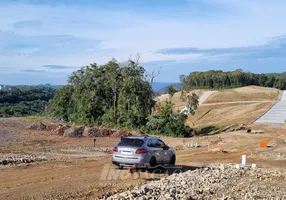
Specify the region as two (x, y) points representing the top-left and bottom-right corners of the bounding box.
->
(21, 69), (46, 73)
(1, 0), (286, 84)
(156, 35), (286, 61)
(14, 20), (42, 29)
(42, 65), (79, 69)
(0, 31), (100, 57)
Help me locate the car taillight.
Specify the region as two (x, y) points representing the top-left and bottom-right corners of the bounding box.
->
(113, 147), (118, 152)
(136, 149), (148, 154)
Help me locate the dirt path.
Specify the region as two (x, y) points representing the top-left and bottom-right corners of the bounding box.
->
(198, 91), (217, 105)
(201, 100), (276, 106)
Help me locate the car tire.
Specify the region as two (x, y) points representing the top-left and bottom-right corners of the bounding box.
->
(149, 157), (157, 167)
(114, 164), (123, 170)
(169, 155), (176, 166)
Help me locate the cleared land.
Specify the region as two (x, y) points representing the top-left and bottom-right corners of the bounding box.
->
(204, 86), (282, 104)
(157, 86), (281, 128)
(1, 86), (285, 199)
(187, 102), (275, 127)
(1, 119), (286, 199)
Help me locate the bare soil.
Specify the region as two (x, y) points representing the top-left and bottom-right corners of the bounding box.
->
(204, 86), (281, 104)
(1, 118), (286, 200)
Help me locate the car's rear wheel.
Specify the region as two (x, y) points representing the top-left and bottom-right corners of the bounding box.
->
(149, 157), (157, 167)
(169, 155), (176, 166)
(113, 163), (124, 170)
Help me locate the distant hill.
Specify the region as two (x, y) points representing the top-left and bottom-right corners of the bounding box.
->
(0, 84), (62, 90)
(152, 82), (182, 92)
(157, 83), (182, 93)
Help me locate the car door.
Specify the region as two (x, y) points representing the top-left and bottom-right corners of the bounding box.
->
(157, 139), (171, 163)
(147, 139), (162, 163)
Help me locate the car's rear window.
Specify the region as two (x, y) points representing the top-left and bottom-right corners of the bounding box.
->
(118, 138), (144, 147)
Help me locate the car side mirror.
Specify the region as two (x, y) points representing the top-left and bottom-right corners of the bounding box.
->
(163, 146), (169, 150)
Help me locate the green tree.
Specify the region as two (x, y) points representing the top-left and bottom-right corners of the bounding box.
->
(167, 85), (177, 100)
(48, 58), (154, 128)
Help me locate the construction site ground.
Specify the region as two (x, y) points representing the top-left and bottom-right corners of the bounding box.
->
(1, 118), (286, 200)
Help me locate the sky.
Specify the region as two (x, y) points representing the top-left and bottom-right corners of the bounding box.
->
(1, 0), (286, 85)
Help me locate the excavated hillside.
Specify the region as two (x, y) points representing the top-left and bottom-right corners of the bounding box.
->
(158, 86), (282, 128)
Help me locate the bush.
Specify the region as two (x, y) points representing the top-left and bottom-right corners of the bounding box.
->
(141, 102), (192, 137)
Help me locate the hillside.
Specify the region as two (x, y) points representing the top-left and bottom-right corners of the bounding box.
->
(204, 86), (282, 104)
(157, 86), (282, 128)
(187, 102), (274, 127)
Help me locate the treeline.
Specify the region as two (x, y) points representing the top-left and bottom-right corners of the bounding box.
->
(180, 69), (286, 90)
(0, 87), (56, 103)
(0, 87), (56, 117)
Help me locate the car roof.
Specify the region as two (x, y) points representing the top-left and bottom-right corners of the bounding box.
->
(121, 136), (159, 140)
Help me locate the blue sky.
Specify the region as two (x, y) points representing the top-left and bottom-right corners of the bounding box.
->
(1, 0), (286, 85)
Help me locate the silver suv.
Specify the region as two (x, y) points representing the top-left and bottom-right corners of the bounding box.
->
(112, 136), (176, 169)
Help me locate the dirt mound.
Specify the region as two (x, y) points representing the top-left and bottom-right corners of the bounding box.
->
(51, 125), (70, 136)
(83, 127), (101, 137)
(26, 122), (47, 131)
(63, 127), (84, 138)
(110, 130), (132, 138)
(22, 120), (141, 138)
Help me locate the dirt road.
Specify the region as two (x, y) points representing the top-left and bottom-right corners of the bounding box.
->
(201, 100), (276, 106)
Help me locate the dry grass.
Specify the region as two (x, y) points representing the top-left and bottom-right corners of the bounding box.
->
(204, 86), (281, 104)
(186, 102), (275, 128)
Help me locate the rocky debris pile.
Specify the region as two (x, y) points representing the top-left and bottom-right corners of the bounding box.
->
(0, 155), (48, 165)
(24, 121), (142, 138)
(0, 129), (22, 134)
(51, 124), (70, 136)
(63, 126), (84, 138)
(110, 130), (133, 138)
(103, 164), (286, 200)
(62, 147), (113, 154)
(83, 127), (101, 137)
(26, 123), (59, 132)
(26, 122), (47, 131)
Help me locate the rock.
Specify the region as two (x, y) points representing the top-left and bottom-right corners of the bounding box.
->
(105, 164), (286, 200)
(0, 155), (48, 165)
(52, 125), (70, 136)
(83, 127), (101, 137)
(63, 127), (84, 137)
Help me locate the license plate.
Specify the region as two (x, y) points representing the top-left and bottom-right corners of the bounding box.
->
(121, 151), (132, 155)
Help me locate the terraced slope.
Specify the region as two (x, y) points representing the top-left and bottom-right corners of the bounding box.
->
(255, 91), (286, 124)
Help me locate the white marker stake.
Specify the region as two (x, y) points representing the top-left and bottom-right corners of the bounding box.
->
(242, 155), (246, 165)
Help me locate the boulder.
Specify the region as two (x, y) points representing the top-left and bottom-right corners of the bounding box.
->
(83, 127), (102, 137)
(63, 127), (84, 137)
(52, 125), (70, 136)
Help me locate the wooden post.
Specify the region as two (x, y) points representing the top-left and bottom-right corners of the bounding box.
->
(93, 138), (96, 147)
